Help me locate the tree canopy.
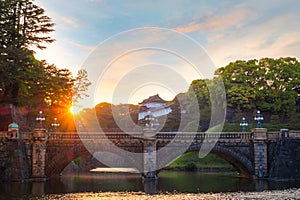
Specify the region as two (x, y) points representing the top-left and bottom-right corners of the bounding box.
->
(0, 0), (55, 104)
(216, 57), (300, 116)
(0, 0), (91, 131)
(162, 57), (300, 131)
(0, 0), (54, 50)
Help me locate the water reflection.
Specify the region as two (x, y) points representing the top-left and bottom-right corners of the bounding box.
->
(60, 173), (142, 192)
(0, 171), (300, 199)
(32, 182), (46, 196)
(143, 179), (158, 195)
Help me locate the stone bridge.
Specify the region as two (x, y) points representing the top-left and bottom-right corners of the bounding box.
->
(0, 128), (300, 181)
(46, 130), (255, 178)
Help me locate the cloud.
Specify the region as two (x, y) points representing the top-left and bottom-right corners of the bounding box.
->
(61, 17), (79, 28)
(205, 12), (300, 68)
(177, 9), (253, 33)
(35, 0), (300, 106)
(65, 40), (95, 52)
(173, 2), (300, 68)
(79, 27), (214, 105)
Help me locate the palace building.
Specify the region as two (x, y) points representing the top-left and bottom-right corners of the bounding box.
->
(138, 94), (172, 120)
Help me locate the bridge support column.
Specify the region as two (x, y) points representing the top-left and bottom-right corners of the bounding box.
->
(253, 128), (268, 178)
(142, 129), (157, 180)
(31, 129), (47, 181)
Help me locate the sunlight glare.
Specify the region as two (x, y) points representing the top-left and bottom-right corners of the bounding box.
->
(70, 105), (81, 115)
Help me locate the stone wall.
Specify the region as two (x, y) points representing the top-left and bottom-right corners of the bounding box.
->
(269, 138), (300, 180)
(0, 138), (31, 181)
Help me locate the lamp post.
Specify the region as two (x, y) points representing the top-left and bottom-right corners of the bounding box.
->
(254, 110), (264, 128)
(51, 118), (60, 132)
(240, 117), (248, 133)
(36, 110), (45, 129)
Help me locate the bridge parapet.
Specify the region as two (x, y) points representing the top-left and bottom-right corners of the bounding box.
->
(48, 132), (143, 140)
(17, 130), (300, 141)
(46, 132), (253, 141)
(288, 130), (300, 138)
(155, 132), (253, 143)
(267, 132), (280, 139)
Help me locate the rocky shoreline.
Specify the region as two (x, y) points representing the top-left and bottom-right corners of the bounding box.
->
(34, 188), (300, 200)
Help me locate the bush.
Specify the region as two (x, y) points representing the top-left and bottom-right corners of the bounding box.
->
(184, 162), (197, 171)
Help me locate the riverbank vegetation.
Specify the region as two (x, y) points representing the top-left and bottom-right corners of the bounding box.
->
(166, 152), (234, 172)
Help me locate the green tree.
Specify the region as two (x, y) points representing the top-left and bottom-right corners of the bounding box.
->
(217, 57), (300, 120)
(0, 0), (54, 104)
(0, 48), (43, 104)
(72, 69), (91, 103)
(43, 65), (74, 113)
(216, 60), (258, 110)
(0, 0), (54, 50)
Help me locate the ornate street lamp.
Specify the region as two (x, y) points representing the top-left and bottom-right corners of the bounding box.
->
(51, 118), (60, 132)
(36, 110), (45, 128)
(239, 117), (248, 133)
(254, 110), (264, 128)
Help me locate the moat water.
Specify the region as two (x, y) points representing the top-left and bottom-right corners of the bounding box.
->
(0, 171), (300, 199)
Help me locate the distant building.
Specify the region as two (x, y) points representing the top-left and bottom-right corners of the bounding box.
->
(138, 94), (172, 120)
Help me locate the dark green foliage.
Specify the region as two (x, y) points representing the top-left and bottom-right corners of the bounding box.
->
(94, 102), (139, 131)
(0, 1), (91, 131)
(217, 57), (300, 117)
(188, 57), (300, 130)
(0, 0), (55, 106)
(184, 162), (197, 171)
(168, 152), (233, 169)
(0, 0), (55, 50)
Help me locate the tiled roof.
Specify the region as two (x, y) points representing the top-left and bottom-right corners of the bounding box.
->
(139, 94), (167, 104)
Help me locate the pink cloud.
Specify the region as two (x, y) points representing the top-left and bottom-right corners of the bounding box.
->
(177, 9), (253, 33)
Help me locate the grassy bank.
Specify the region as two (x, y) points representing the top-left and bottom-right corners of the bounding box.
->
(166, 152), (234, 172)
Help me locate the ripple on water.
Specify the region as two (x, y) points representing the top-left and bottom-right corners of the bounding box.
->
(30, 189), (300, 200)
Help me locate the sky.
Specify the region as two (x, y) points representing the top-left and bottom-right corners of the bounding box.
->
(34, 0), (300, 107)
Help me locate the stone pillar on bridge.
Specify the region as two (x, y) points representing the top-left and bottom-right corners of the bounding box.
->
(143, 128), (157, 180)
(31, 128), (48, 181)
(252, 128), (268, 178)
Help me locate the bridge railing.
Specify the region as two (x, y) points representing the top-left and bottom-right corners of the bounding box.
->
(34, 131), (255, 141)
(157, 132), (252, 141)
(267, 132), (280, 139)
(47, 132), (143, 140)
(18, 130), (300, 141)
(289, 131), (300, 138)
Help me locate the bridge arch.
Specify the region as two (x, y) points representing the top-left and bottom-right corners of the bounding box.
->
(186, 144), (254, 178)
(46, 143), (142, 177)
(46, 144), (89, 177)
